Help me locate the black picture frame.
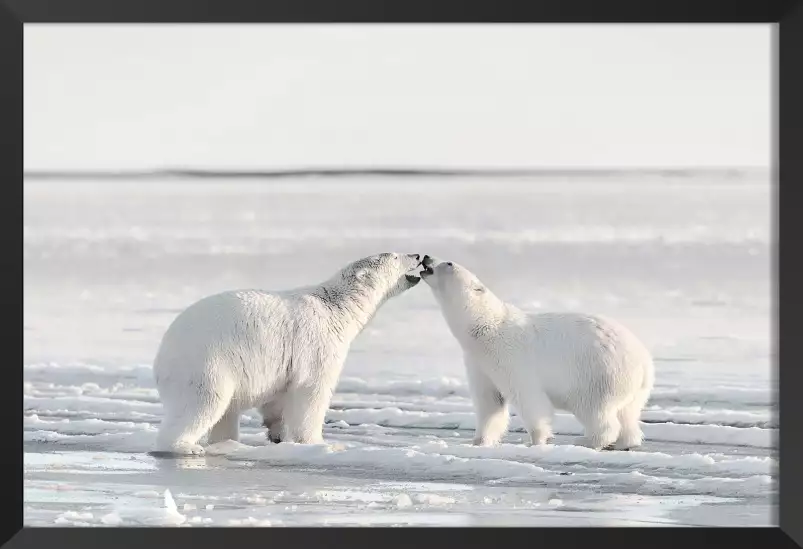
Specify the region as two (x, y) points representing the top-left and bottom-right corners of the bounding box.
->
(4, 1), (801, 547)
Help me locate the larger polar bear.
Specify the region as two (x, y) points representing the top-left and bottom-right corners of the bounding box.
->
(419, 255), (654, 450)
(152, 252), (423, 456)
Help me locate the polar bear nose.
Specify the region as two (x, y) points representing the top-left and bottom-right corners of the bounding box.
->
(422, 255), (434, 267)
(411, 254), (420, 261)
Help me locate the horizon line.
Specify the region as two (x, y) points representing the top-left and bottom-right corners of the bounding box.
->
(23, 165), (769, 180)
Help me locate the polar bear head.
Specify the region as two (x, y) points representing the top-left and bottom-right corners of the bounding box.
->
(340, 252), (423, 300)
(419, 255), (505, 334)
(419, 255), (489, 304)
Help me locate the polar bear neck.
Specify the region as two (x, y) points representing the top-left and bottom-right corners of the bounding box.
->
(436, 286), (510, 344)
(311, 276), (394, 339)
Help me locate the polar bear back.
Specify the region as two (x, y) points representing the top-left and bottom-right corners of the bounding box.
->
(153, 289), (334, 409)
(521, 311), (653, 408)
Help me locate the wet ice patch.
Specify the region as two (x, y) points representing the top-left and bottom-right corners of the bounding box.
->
(25, 451), (157, 473)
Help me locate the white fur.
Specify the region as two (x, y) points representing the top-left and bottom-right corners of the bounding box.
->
(420, 256), (654, 450)
(152, 252), (422, 455)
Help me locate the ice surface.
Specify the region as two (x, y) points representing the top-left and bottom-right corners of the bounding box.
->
(24, 172), (774, 526)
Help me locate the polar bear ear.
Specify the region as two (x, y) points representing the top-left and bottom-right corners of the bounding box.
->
(355, 269), (376, 284)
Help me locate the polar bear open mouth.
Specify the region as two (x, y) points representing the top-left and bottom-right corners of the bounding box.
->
(418, 255), (434, 277)
(406, 259), (428, 282)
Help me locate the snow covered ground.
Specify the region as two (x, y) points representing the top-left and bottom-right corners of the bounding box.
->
(23, 171), (775, 526)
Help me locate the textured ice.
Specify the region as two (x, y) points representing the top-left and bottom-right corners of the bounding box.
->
(23, 172), (773, 526)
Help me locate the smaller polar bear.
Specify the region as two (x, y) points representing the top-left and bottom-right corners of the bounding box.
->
(152, 252), (423, 456)
(419, 255), (654, 450)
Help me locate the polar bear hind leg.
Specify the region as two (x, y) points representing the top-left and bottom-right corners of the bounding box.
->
(155, 381), (235, 456)
(574, 407), (622, 451)
(614, 389), (649, 450)
(206, 404), (241, 445)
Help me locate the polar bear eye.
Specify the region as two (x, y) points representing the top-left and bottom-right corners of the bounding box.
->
(446, 262), (453, 267)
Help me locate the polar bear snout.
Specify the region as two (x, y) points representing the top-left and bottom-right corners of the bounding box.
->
(420, 255), (456, 281)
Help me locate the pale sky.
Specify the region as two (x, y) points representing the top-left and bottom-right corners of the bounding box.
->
(24, 24), (772, 171)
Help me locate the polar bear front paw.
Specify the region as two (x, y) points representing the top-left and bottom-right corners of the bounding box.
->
(472, 436), (499, 447)
(268, 432), (282, 444)
(573, 436), (619, 451)
(168, 442), (206, 456)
